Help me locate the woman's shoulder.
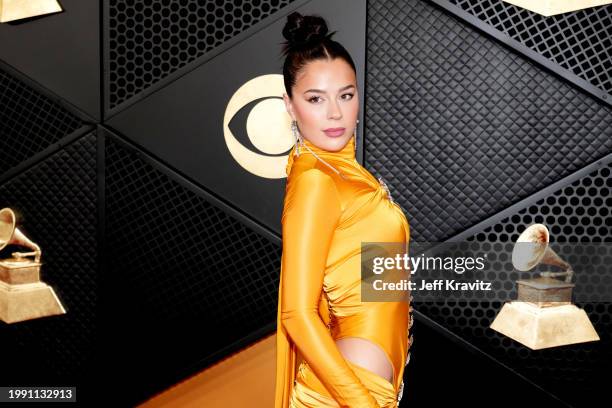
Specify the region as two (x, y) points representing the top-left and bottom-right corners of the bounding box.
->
(284, 157), (344, 204)
(282, 165), (343, 224)
(287, 156), (341, 189)
(286, 166), (339, 196)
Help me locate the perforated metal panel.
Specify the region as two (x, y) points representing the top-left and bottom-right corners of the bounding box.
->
(418, 159), (612, 408)
(366, 0), (612, 243)
(445, 0), (612, 99)
(367, 1), (611, 406)
(107, 0), (297, 110)
(0, 66), (84, 175)
(0, 132), (98, 386)
(104, 134), (281, 405)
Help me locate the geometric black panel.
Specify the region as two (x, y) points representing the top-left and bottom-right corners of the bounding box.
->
(0, 132), (97, 391)
(418, 158), (612, 408)
(104, 133), (281, 405)
(446, 1), (612, 99)
(365, 0), (612, 242)
(107, 0), (297, 110)
(0, 66), (84, 176)
(473, 165), (612, 244)
(0, 0), (101, 120)
(104, 0), (367, 235)
(403, 313), (573, 407)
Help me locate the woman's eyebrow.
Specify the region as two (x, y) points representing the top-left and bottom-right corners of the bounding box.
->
(303, 84), (356, 94)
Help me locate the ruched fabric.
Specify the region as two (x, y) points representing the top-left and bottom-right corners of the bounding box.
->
(290, 359), (399, 408)
(275, 135), (412, 408)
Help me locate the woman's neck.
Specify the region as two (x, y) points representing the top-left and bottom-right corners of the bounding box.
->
(300, 134), (356, 161)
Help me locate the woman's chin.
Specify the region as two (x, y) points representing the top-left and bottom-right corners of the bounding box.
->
(319, 134), (352, 150)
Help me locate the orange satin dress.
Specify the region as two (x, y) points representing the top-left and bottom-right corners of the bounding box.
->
(275, 134), (414, 408)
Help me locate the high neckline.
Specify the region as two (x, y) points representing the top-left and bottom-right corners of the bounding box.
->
(300, 134), (356, 161)
(285, 133), (358, 179)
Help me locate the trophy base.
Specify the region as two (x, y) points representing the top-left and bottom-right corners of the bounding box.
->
(0, 280), (66, 324)
(490, 301), (600, 350)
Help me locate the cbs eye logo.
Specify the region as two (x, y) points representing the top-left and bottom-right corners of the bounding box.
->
(223, 74), (294, 179)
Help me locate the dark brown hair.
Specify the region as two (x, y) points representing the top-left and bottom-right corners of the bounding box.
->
(280, 12), (357, 98)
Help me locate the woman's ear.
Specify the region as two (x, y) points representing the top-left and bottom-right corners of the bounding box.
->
(283, 93), (295, 121)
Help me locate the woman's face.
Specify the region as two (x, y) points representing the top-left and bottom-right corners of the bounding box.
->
(283, 58), (359, 152)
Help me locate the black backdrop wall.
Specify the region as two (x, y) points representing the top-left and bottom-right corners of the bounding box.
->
(0, 0), (610, 407)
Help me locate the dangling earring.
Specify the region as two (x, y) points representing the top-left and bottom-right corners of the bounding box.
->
(291, 120), (302, 157)
(354, 119), (360, 152)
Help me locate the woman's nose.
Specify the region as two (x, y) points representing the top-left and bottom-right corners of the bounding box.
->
(327, 100), (342, 119)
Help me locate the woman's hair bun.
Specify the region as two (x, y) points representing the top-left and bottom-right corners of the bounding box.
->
(282, 12), (332, 50)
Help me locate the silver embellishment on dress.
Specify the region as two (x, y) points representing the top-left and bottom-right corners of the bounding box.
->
(397, 380), (404, 403)
(399, 291), (414, 403)
(299, 141), (348, 180)
(326, 293), (332, 329)
(377, 176), (394, 203)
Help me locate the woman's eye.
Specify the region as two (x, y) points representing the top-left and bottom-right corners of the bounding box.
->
(307, 94), (353, 103)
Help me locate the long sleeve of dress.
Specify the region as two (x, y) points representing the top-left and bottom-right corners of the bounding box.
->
(279, 168), (380, 408)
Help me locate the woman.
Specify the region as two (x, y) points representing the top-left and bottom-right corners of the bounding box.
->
(275, 12), (413, 408)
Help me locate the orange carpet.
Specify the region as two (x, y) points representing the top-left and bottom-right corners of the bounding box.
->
(138, 332), (276, 407)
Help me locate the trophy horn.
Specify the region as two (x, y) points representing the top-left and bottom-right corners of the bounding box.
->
(0, 208), (41, 263)
(511, 223), (573, 283)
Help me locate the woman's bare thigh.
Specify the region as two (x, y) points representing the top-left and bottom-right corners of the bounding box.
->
(334, 337), (393, 383)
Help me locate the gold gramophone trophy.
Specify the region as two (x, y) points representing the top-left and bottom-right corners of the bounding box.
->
(0, 207), (66, 323)
(490, 223), (599, 349)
